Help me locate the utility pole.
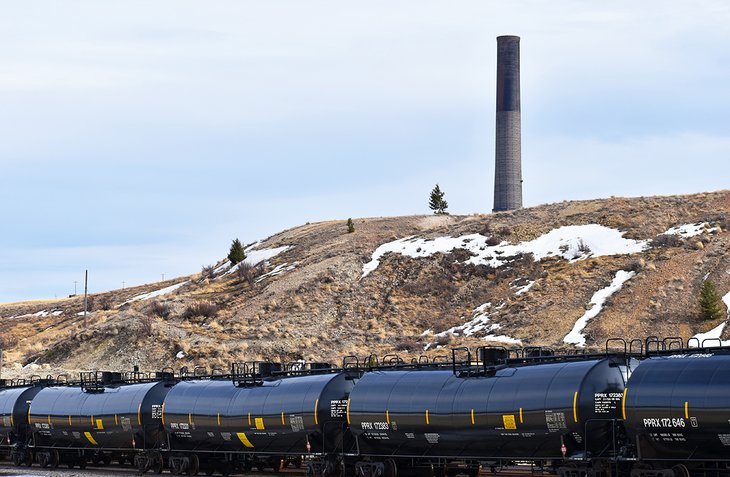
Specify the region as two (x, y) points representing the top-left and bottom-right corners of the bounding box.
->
(74, 281), (78, 296)
(83, 270), (88, 325)
(122, 281), (125, 290)
(161, 273), (165, 281)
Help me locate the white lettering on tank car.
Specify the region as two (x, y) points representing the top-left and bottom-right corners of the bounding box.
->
(643, 418), (686, 428)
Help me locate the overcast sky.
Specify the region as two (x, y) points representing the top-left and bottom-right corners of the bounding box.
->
(1, 1), (729, 302)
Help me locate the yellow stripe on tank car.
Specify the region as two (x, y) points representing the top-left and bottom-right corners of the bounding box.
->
(519, 407), (523, 424)
(622, 388), (628, 420)
(281, 412), (285, 426)
(248, 412), (251, 426)
(138, 405), (142, 426)
(115, 414), (119, 426)
(425, 409), (430, 425)
(27, 405), (31, 425)
(470, 409), (475, 425)
(10, 414), (14, 427)
(68, 416), (72, 426)
(84, 432), (98, 445)
(47, 415), (51, 426)
(237, 432), (254, 448)
(96, 419), (104, 430)
(386, 410), (390, 425)
(314, 399), (319, 425)
(573, 392), (579, 423)
(218, 413), (221, 427)
(90, 415), (94, 427)
(684, 401), (689, 419)
(161, 404), (165, 425)
(188, 413), (193, 425)
(346, 399), (351, 425)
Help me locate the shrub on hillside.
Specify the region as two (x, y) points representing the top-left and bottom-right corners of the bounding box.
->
(237, 261), (264, 287)
(346, 218), (355, 233)
(227, 239), (246, 265)
(699, 279), (726, 321)
(201, 264), (216, 279)
(182, 301), (219, 320)
(148, 300), (171, 319)
(650, 234), (683, 248)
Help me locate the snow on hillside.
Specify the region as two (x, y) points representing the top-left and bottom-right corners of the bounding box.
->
(362, 224), (648, 278)
(664, 222), (718, 238)
(563, 270), (635, 347)
(690, 288), (730, 347)
(120, 280), (190, 306)
(224, 246), (291, 275)
(426, 302), (522, 348)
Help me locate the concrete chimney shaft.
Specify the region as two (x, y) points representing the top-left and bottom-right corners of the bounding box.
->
(493, 35), (522, 212)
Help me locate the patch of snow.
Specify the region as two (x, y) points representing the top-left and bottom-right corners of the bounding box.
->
(420, 329), (432, 337)
(426, 302), (522, 347)
(512, 280), (535, 296)
(564, 270), (635, 347)
(224, 246), (291, 276)
(119, 281), (189, 306)
(256, 262), (297, 283)
(213, 262), (230, 274)
(76, 311), (94, 316)
(482, 334), (523, 345)
(176, 351), (186, 359)
(33, 310), (48, 317)
(51, 310), (63, 316)
(362, 225), (648, 278)
(663, 222), (717, 238)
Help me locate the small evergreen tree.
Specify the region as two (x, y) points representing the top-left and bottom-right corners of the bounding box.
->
(699, 279), (725, 321)
(227, 238), (246, 265)
(346, 218), (355, 233)
(428, 184), (449, 215)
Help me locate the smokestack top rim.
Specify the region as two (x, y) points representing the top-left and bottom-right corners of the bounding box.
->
(496, 35), (520, 42)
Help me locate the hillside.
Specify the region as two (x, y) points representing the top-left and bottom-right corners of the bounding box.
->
(1, 190), (729, 379)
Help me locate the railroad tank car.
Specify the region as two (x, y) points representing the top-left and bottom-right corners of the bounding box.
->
(347, 355), (629, 477)
(161, 365), (356, 476)
(624, 352), (730, 477)
(27, 373), (173, 471)
(0, 381), (46, 465)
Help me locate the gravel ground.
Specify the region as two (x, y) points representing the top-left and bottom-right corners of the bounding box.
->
(0, 463), (302, 477)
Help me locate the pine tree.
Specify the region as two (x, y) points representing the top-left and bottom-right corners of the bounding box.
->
(227, 238), (246, 265)
(699, 279), (725, 321)
(346, 218), (355, 234)
(428, 184), (449, 215)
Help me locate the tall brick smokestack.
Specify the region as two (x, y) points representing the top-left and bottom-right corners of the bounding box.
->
(493, 35), (522, 212)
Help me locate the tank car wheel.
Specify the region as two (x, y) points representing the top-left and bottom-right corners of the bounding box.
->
(384, 459), (397, 477)
(79, 458), (87, 470)
(270, 456), (283, 472)
(187, 454), (200, 475)
(51, 450), (60, 469)
(26, 454), (33, 467)
(672, 465), (690, 477)
(153, 455), (164, 474)
(12, 452), (24, 467)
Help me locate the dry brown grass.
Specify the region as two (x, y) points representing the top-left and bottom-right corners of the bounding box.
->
(0, 190), (729, 377)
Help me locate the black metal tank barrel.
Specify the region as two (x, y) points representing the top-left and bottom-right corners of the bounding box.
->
(0, 384), (45, 445)
(348, 357), (627, 460)
(28, 380), (172, 450)
(624, 353), (730, 462)
(161, 371), (355, 455)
